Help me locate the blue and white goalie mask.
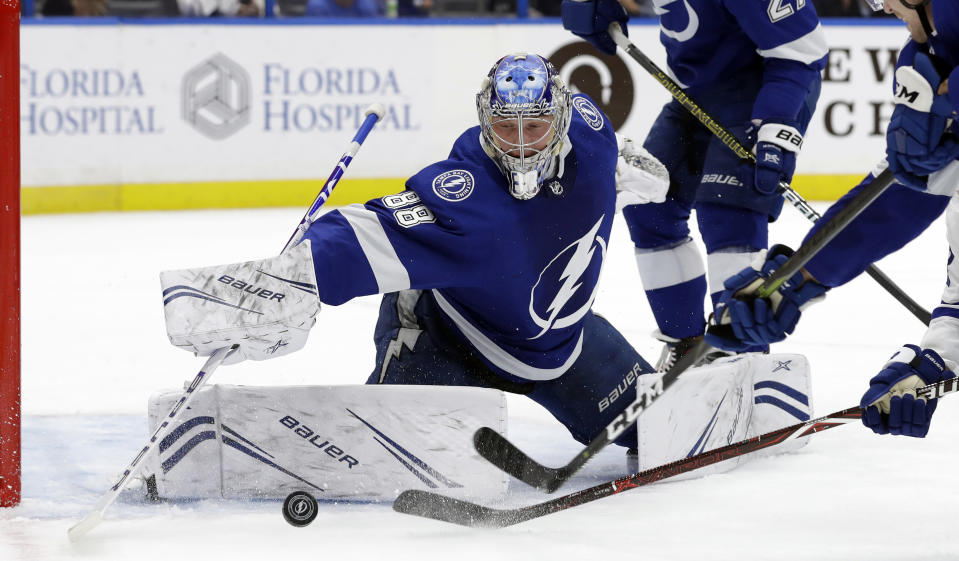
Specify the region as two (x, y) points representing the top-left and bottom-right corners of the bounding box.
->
(476, 53), (572, 200)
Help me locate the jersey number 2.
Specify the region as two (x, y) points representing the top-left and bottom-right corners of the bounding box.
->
(768, 0), (805, 22)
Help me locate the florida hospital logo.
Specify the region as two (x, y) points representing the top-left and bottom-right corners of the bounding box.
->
(432, 170), (475, 202)
(529, 216), (607, 339)
(182, 53), (251, 140)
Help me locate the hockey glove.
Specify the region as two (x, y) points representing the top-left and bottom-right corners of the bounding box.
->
(561, 0), (628, 56)
(614, 135), (669, 211)
(160, 240), (320, 365)
(861, 345), (956, 437)
(886, 52), (959, 192)
(745, 120), (803, 196)
(706, 244), (827, 352)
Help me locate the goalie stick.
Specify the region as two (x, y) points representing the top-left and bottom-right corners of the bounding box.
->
(394, 376), (959, 528)
(67, 104), (388, 542)
(67, 345), (237, 542)
(473, 167), (897, 494)
(607, 23), (931, 327)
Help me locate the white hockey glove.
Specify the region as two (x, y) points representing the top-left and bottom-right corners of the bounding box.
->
(160, 240), (320, 365)
(615, 135), (669, 211)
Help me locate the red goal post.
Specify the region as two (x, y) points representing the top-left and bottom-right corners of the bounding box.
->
(0, 0), (21, 508)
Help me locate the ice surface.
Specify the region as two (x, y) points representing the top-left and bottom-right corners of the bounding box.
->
(4, 203), (959, 560)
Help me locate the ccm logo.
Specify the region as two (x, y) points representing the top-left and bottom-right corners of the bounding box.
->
(217, 275), (285, 301)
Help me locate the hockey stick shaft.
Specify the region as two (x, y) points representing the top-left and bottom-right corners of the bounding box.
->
(67, 345), (237, 542)
(474, 166), (896, 493)
(473, 319), (706, 493)
(282, 103), (387, 253)
(607, 24), (930, 326)
(69, 104), (387, 542)
(755, 167), (895, 297)
(396, 378), (959, 528)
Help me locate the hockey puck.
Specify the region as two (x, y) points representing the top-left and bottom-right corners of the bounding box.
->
(282, 491), (318, 527)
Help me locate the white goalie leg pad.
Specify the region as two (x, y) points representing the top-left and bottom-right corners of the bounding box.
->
(160, 240), (320, 365)
(636, 356), (753, 480)
(745, 353), (814, 457)
(636, 353), (813, 480)
(144, 384), (508, 501)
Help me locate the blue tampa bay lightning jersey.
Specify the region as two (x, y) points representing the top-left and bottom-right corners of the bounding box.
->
(655, 0), (827, 122)
(302, 94), (618, 381)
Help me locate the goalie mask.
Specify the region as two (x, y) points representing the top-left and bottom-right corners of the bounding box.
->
(476, 53), (572, 200)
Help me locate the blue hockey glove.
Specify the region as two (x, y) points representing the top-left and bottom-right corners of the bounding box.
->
(745, 121), (803, 195)
(706, 245), (827, 352)
(860, 345), (955, 438)
(886, 52), (959, 192)
(561, 0), (628, 56)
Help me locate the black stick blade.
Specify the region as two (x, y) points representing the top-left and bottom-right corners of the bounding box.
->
(392, 490), (518, 528)
(473, 427), (566, 492)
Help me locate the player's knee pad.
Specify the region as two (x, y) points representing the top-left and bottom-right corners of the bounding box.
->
(635, 353), (812, 480)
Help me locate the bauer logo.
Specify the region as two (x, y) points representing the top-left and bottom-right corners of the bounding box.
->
(549, 42), (634, 129)
(572, 97), (604, 131)
(182, 53), (252, 140)
(432, 170), (475, 202)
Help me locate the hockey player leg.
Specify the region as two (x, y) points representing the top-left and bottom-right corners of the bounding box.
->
(623, 199), (708, 371)
(622, 99), (710, 367)
(367, 290), (536, 394)
(527, 312), (655, 449)
(696, 202), (766, 309)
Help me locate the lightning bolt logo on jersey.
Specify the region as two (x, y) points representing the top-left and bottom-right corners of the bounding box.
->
(529, 216), (606, 339)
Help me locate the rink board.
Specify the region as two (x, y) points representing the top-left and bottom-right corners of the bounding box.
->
(20, 21), (901, 212)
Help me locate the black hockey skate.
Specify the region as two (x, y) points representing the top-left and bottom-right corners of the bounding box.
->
(653, 331), (734, 373)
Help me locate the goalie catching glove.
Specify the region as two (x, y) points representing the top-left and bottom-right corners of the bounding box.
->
(860, 345), (956, 438)
(160, 240), (320, 365)
(614, 135), (669, 211)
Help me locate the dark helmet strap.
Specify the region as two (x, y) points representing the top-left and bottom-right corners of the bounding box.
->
(900, 0), (936, 39)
